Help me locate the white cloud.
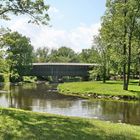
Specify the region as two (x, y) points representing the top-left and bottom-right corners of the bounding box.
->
(48, 6), (64, 21)
(1, 13), (101, 52)
(48, 6), (59, 15)
(27, 23), (100, 52)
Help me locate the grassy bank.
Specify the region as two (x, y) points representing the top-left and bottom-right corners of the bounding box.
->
(58, 81), (140, 100)
(0, 108), (140, 140)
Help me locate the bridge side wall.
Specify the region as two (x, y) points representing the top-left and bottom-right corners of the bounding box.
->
(21, 65), (91, 77)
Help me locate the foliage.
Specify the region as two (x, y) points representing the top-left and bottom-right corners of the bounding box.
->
(79, 47), (99, 63)
(23, 76), (37, 83)
(2, 31), (34, 82)
(0, 0), (50, 25)
(89, 67), (101, 81)
(0, 74), (4, 82)
(0, 0), (50, 80)
(49, 46), (79, 62)
(33, 46), (80, 63)
(98, 0), (140, 89)
(9, 73), (22, 83)
(0, 50), (9, 73)
(0, 28), (10, 74)
(92, 35), (111, 83)
(0, 108), (140, 140)
(34, 47), (49, 62)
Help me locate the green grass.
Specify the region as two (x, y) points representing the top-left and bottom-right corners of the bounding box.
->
(0, 108), (140, 140)
(58, 81), (140, 99)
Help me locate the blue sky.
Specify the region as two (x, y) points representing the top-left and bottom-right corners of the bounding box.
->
(47, 0), (106, 29)
(1, 0), (106, 52)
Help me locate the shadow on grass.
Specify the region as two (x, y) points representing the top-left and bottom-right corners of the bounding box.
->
(0, 109), (104, 140)
(101, 81), (123, 85)
(129, 90), (140, 98)
(100, 80), (139, 85)
(0, 109), (138, 140)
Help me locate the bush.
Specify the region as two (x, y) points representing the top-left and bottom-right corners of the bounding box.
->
(10, 74), (23, 83)
(0, 74), (5, 82)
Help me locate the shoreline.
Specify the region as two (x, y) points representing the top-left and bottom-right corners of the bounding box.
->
(57, 91), (139, 101)
(58, 81), (140, 101)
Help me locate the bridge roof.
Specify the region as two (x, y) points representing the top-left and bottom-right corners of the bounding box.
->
(33, 63), (98, 66)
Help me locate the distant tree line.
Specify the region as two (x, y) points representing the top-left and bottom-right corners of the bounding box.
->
(33, 46), (99, 64)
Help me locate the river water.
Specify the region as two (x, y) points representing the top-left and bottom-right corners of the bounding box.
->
(0, 83), (140, 125)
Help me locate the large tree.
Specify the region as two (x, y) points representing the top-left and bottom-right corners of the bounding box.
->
(3, 31), (33, 82)
(0, 0), (50, 81)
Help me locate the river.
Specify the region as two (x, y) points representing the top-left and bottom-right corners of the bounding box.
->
(0, 83), (140, 125)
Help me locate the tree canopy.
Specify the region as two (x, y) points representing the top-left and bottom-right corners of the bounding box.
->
(97, 0), (140, 89)
(0, 0), (50, 25)
(2, 31), (33, 82)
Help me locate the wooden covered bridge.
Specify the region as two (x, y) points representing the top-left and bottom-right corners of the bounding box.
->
(21, 63), (98, 81)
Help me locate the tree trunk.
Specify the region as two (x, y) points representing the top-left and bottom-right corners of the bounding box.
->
(122, 24), (127, 90)
(123, 44), (127, 90)
(138, 54), (140, 86)
(138, 70), (140, 86)
(9, 65), (12, 83)
(123, 0), (127, 90)
(103, 52), (106, 83)
(126, 34), (132, 88)
(103, 66), (106, 83)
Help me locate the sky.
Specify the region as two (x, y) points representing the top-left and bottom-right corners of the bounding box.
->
(1, 0), (106, 52)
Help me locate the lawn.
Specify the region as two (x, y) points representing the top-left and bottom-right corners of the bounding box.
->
(0, 108), (140, 140)
(58, 81), (140, 99)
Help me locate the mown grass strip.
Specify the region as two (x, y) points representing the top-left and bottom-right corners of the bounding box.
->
(0, 108), (140, 140)
(58, 81), (140, 100)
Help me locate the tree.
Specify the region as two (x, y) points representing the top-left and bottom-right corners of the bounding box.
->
(0, 0), (50, 25)
(79, 47), (100, 63)
(92, 35), (112, 83)
(100, 0), (140, 90)
(0, 0), (50, 82)
(48, 47), (79, 63)
(2, 31), (33, 82)
(0, 28), (10, 74)
(34, 47), (49, 62)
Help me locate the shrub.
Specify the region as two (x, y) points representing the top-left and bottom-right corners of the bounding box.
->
(0, 74), (5, 82)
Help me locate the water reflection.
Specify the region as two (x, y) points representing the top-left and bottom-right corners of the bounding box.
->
(0, 83), (140, 125)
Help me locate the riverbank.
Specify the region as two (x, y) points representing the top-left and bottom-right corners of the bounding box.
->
(58, 81), (140, 100)
(0, 107), (140, 140)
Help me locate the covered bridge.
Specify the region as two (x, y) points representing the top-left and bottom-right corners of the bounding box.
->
(22, 63), (98, 80)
